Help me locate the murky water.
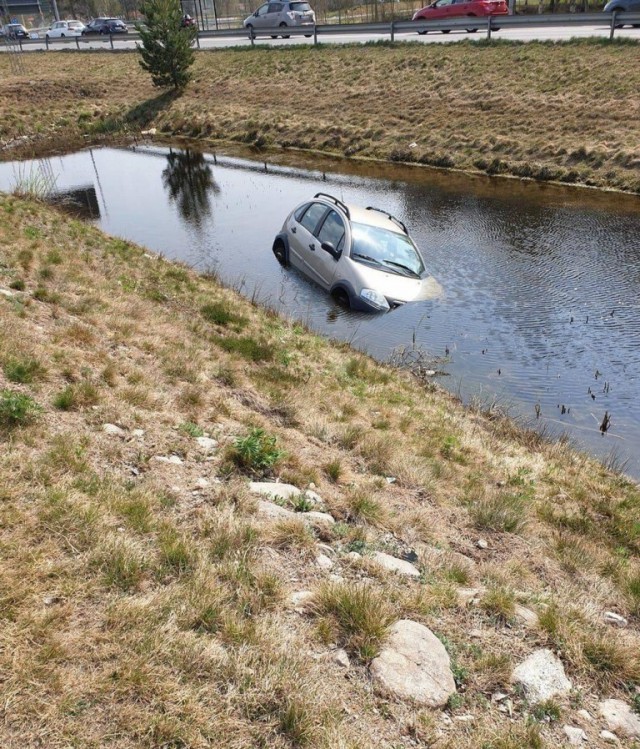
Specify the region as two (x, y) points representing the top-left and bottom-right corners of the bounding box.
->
(1, 144), (639, 477)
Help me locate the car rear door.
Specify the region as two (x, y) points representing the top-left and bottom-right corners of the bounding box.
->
(287, 202), (329, 284)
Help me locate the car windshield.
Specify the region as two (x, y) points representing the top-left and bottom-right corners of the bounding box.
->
(290, 2), (311, 10)
(350, 222), (425, 277)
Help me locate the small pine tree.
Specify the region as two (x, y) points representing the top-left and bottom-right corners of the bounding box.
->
(136, 0), (197, 90)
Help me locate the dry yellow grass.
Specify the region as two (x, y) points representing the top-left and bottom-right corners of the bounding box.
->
(0, 194), (639, 747)
(1, 39), (640, 192)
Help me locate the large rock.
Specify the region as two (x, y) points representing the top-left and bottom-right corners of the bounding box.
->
(599, 699), (640, 739)
(510, 649), (571, 704)
(372, 551), (420, 578)
(256, 500), (295, 521)
(370, 620), (456, 707)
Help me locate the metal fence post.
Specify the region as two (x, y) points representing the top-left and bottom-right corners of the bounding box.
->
(390, 20), (395, 42)
(313, 24), (318, 44)
(487, 15), (492, 38)
(196, 31), (201, 47)
(75, 35), (79, 49)
(110, 33), (114, 49)
(250, 27), (255, 45)
(45, 35), (49, 50)
(609, 10), (616, 39)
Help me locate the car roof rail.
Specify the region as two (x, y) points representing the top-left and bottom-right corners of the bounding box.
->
(365, 206), (407, 234)
(314, 192), (350, 219)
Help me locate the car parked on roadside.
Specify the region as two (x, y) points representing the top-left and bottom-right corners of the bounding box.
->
(0, 23), (29, 39)
(412, 0), (508, 33)
(243, 1), (315, 38)
(82, 17), (128, 35)
(272, 193), (437, 312)
(603, 0), (640, 27)
(46, 19), (85, 38)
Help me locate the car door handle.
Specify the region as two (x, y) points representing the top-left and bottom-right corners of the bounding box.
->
(309, 243), (315, 251)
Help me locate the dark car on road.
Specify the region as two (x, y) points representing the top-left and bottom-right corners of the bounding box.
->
(82, 17), (128, 34)
(603, 0), (640, 26)
(1, 23), (29, 39)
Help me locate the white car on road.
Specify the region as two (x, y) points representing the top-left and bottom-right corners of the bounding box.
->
(46, 20), (85, 38)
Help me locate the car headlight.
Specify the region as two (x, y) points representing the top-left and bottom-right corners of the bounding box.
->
(360, 288), (390, 311)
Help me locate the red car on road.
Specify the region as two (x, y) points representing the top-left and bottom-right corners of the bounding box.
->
(412, 0), (508, 33)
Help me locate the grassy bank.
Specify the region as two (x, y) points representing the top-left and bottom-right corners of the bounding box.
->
(1, 193), (639, 748)
(1, 39), (640, 192)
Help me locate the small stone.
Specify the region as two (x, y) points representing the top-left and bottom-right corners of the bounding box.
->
(303, 511), (335, 526)
(510, 649), (572, 704)
(476, 539), (488, 549)
(455, 715), (474, 722)
(345, 552), (362, 562)
(103, 423), (125, 436)
(249, 482), (322, 505)
(457, 587), (486, 606)
(599, 699), (640, 739)
(153, 455), (183, 465)
(0, 288), (15, 297)
(603, 611), (628, 628)
(372, 551), (420, 577)
(132, 429), (145, 437)
(514, 604), (539, 629)
(195, 478), (210, 489)
(256, 500), (295, 520)
(196, 436), (218, 452)
(491, 692), (508, 703)
(469, 628), (483, 639)
(563, 725), (587, 745)
(290, 590), (313, 611)
(578, 709), (593, 722)
(600, 730), (620, 745)
(385, 476), (397, 484)
(316, 554), (334, 571)
(43, 595), (60, 606)
(332, 649), (350, 669)
(329, 574), (344, 583)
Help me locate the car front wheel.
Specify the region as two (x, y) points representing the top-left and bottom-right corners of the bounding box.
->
(441, 29), (450, 33)
(279, 22), (290, 38)
(466, 14), (478, 31)
(332, 288), (351, 309)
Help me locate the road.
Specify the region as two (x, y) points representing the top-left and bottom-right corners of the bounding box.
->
(5, 22), (639, 52)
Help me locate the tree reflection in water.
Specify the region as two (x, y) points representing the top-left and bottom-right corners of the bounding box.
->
(162, 149), (219, 228)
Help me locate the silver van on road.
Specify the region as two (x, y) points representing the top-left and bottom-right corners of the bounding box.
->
(273, 193), (442, 312)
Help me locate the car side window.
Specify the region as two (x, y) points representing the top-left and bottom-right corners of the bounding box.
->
(256, 4), (269, 15)
(299, 203), (327, 234)
(268, 2), (283, 11)
(294, 203), (310, 222)
(316, 210), (345, 253)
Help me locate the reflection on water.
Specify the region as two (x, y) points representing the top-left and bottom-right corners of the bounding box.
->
(162, 148), (219, 228)
(0, 143), (639, 479)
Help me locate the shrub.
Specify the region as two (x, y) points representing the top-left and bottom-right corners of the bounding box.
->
(3, 356), (45, 384)
(201, 301), (247, 328)
(311, 581), (393, 661)
(0, 389), (42, 427)
(470, 491), (528, 533)
(228, 428), (285, 476)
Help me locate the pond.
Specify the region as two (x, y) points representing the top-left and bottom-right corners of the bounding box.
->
(1, 143), (639, 478)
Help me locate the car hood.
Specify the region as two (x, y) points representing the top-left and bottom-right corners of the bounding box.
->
(352, 262), (443, 303)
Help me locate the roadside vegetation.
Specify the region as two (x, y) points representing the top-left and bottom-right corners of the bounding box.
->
(0, 192), (638, 747)
(1, 38), (640, 192)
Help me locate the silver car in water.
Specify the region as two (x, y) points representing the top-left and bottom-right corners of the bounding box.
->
(273, 193), (441, 312)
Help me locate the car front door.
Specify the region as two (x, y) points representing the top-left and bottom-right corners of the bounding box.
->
(307, 209), (345, 288)
(253, 4), (270, 27)
(431, 0), (454, 18)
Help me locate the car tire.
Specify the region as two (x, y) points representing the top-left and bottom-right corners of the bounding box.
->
(417, 29), (427, 34)
(273, 240), (289, 267)
(279, 22), (290, 38)
(441, 29), (450, 33)
(332, 288), (351, 309)
(61, 32), (65, 37)
(304, 33), (312, 36)
(466, 14), (478, 32)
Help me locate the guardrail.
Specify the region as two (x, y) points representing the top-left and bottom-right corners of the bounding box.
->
(4, 10), (640, 51)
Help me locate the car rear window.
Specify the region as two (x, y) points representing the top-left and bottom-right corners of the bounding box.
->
(69, 22), (82, 27)
(290, 2), (312, 10)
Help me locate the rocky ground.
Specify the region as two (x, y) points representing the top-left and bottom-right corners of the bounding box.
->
(0, 193), (639, 747)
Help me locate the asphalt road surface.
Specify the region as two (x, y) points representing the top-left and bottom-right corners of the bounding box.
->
(4, 23), (639, 52)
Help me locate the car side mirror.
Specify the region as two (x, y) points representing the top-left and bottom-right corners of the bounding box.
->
(254, 10), (259, 15)
(321, 241), (339, 259)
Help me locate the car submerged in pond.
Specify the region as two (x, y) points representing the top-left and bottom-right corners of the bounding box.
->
(272, 193), (439, 312)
